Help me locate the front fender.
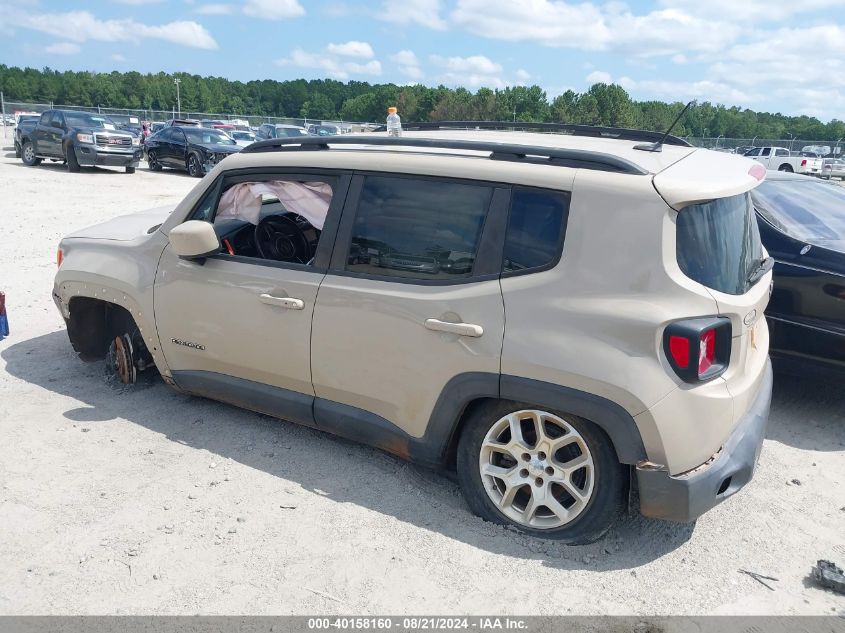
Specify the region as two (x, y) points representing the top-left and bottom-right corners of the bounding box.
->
(54, 232), (172, 377)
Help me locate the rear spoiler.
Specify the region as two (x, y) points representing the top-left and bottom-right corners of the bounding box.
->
(653, 149), (766, 210)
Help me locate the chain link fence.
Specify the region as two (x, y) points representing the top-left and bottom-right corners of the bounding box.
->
(683, 137), (842, 156)
(0, 99), (376, 138)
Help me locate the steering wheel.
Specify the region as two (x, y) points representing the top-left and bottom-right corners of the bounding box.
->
(255, 215), (310, 263)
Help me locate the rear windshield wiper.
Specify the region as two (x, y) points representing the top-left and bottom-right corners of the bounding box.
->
(747, 256), (774, 285)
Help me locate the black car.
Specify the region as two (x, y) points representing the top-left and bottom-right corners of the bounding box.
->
(751, 172), (845, 374)
(144, 126), (241, 177)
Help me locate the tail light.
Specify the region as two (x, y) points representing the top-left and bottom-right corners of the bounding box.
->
(57, 248), (64, 267)
(663, 317), (732, 382)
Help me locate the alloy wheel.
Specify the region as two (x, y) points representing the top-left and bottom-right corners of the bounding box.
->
(479, 409), (595, 529)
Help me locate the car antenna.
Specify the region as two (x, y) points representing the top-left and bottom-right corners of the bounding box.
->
(634, 99), (696, 153)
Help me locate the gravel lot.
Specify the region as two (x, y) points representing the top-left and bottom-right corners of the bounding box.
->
(0, 145), (843, 616)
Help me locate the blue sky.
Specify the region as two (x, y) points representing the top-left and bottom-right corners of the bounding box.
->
(2, 0), (844, 120)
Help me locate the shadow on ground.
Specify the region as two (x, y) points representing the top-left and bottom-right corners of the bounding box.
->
(3, 330), (699, 569)
(767, 367), (845, 451)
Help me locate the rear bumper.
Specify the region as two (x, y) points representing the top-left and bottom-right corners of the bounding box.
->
(636, 358), (772, 522)
(75, 145), (142, 167)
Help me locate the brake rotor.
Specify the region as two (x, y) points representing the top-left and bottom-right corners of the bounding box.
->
(109, 333), (137, 385)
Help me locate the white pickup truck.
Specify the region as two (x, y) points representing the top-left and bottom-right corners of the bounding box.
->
(743, 146), (823, 175)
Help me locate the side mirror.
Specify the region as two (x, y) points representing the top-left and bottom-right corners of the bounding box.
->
(51, 120), (64, 129)
(169, 220), (220, 260)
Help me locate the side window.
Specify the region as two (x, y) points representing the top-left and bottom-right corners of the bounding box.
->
(502, 188), (570, 274)
(346, 176), (492, 280)
(747, 148), (761, 157)
(158, 128), (173, 142)
(40, 112), (52, 126)
(52, 112), (65, 128)
(761, 148), (771, 156)
(192, 177), (335, 266)
(776, 148), (789, 157)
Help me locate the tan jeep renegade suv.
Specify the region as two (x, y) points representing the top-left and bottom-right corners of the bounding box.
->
(53, 123), (773, 544)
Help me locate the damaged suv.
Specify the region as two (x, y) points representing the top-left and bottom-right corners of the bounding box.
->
(53, 124), (773, 543)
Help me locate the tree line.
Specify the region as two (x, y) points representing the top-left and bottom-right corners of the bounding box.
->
(1, 65), (843, 141)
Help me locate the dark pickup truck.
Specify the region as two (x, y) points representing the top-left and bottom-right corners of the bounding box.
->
(19, 109), (142, 173)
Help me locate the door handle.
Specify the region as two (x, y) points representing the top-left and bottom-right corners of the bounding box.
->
(259, 294), (304, 310)
(424, 318), (483, 338)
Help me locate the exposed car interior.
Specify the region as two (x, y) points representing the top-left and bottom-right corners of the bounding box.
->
(211, 180), (333, 264)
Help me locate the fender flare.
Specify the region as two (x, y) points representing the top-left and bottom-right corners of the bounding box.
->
(411, 372), (647, 467)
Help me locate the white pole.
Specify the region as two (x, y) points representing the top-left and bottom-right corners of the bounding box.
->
(1, 92), (6, 139)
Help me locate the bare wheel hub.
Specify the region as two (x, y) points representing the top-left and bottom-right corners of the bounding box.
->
(479, 410), (595, 529)
(108, 333), (137, 385)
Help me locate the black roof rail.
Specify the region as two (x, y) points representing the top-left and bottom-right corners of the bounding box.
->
(370, 121), (692, 148)
(239, 135), (649, 175)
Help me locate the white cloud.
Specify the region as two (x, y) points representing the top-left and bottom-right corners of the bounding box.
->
(276, 47), (382, 80)
(391, 50), (423, 79)
(243, 0), (304, 19)
(379, 0), (447, 30)
(658, 0), (845, 22)
(196, 3), (232, 15)
(448, 0), (738, 57)
(345, 60), (382, 74)
(327, 40), (374, 59)
(111, 0), (165, 4)
(4, 9), (218, 49)
(585, 70), (612, 84)
(430, 54), (505, 88)
(45, 42), (80, 55)
(617, 76), (753, 106)
(515, 69), (531, 82)
(111, 53), (126, 62)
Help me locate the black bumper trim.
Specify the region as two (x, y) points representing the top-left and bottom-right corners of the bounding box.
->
(637, 358), (773, 523)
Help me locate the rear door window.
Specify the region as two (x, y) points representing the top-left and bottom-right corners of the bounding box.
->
(345, 175), (492, 280)
(676, 192), (764, 295)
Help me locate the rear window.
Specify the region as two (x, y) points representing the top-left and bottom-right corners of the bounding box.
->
(752, 179), (845, 252)
(676, 192), (763, 295)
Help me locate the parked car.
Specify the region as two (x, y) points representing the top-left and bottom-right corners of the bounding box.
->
(108, 114), (144, 140)
(53, 125), (772, 543)
(144, 125), (241, 177)
(162, 118), (200, 128)
(256, 123), (310, 140)
(822, 158), (845, 179)
(745, 146), (823, 175)
(230, 130), (257, 147)
(13, 114), (40, 158)
(19, 109), (141, 173)
(751, 172), (845, 374)
(307, 123), (340, 136)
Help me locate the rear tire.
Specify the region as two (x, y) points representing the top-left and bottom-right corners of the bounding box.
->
(456, 400), (626, 544)
(21, 141), (41, 166)
(778, 164), (793, 172)
(66, 145), (81, 172)
(125, 166), (136, 174)
(14, 141), (21, 158)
